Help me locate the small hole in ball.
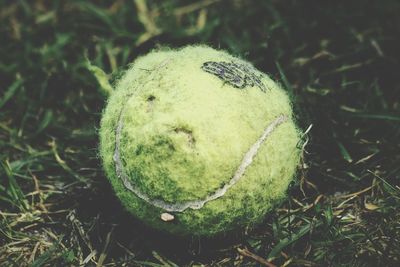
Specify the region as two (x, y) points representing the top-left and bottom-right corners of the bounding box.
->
(147, 95), (156, 101)
(146, 95), (156, 112)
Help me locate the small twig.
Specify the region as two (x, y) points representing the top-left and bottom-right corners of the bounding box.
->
(31, 172), (48, 213)
(288, 194), (324, 213)
(83, 250), (97, 266)
(96, 227), (114, 267)
(336, 185), (374, 199)
(116, 242), (135, 257)
(134, 0), (161, 46)
(238, 247), (276, 267)
(50, 139), (87, 183)
(152, 251), (179, 267)
(28, 241), (41, 263)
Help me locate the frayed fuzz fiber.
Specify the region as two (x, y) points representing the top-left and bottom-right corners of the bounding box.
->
(99, 45), (301, 236)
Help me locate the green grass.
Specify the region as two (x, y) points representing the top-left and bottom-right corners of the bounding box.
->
(1, 0), (399, 266)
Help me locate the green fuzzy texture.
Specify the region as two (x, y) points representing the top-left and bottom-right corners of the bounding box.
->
(99, 45), (301, 236)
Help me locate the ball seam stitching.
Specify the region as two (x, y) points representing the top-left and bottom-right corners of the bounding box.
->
(113, 108), (288, 212)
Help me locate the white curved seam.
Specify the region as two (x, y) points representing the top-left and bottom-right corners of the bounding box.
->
(114, 109), (288, 212)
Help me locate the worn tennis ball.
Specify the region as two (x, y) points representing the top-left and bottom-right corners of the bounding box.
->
(99, 45), (301, 236)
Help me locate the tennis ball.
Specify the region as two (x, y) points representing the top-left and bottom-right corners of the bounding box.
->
(99, 45), (301, 236)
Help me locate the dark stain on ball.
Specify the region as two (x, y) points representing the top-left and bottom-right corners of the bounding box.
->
(201, 61), (268, 93)
(174, 127), (196, 148)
